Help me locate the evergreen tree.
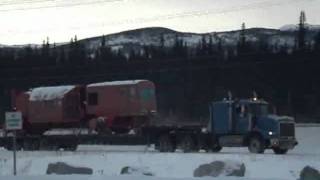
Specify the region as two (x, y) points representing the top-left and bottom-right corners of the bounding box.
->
(129, 49), (136, 61)
(97, 35), (113, 63)
(41, 37), (50, 63)
(172, 34), (180, 57)
(201, 35), (207, 55)
(69, 35), (86, 65)
(240, 23), (246, 47)
(297, 11), (307, 51)
(237, 22), (247, 56)
(195, 40), (202, 56)
(217, 38), (223, 53)
(314, 31), (320, 51)
(143, 45), (151, 59)
(101, 34), (106, 48)
(52, 43), (58, 64)
(258, 37), (269, 54)
(159, 34), (166, 58)
(208, 35), (214, 55)
(59, 48), (66, 64)
(24, 45), (34, 62)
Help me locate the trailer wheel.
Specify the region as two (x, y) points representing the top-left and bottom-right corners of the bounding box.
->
(273, 147), (288, 154)
(180, 135), (195, 153)
(248, 136), (265, 154)
(158, 135), (175, 152)
(23, 142), (32, 151)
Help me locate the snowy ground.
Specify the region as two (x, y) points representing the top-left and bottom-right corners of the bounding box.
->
(0, 126), (319, 180)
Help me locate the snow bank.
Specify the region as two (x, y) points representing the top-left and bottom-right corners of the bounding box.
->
(88, 80), (147, 87)
(0, 175), (286, 180)
(29, 86), (75, 101)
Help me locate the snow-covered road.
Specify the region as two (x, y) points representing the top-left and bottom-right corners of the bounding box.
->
(0, 126), (319, 180)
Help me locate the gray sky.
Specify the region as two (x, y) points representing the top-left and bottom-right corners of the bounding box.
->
(1, 0), (319, 45)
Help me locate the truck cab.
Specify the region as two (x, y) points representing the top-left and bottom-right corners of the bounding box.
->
(209, 98), (298, 154)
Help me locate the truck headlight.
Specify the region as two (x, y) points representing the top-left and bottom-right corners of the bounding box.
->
(268, 131), (273, 135)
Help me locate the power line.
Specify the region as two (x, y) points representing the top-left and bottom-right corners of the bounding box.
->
(109, 0), (307, 25)
(0, 0), (54, 6)
(0, 0), (312, 41)
(0, 0), (126, 12)
(40, 0), (308, 31)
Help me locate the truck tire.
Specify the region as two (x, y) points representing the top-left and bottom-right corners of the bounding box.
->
(273, 148), (288, 154)
(211, 145), (222, 152)
(158, 135), (175, 152)
(180, 135), (195, 153)
(248, 136), (265, 154)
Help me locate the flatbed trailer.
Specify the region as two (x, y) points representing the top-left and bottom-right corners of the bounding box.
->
(0, 123), (210, 152)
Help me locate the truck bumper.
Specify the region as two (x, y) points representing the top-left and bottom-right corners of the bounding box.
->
(270, 138), (298, 149)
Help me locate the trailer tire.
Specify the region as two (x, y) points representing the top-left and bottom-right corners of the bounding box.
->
(180, 135), (195, 153)
(248, 136), (265, 154)
(273, 147), (288, 154)
(158, 135), (175, 152)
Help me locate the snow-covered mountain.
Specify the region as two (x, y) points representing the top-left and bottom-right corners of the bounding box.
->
(2, 25), (320, 55)
(77, 25), (319, 55)
(81, 27), (280, 51)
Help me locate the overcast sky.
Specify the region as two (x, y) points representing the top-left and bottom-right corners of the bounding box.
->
(1, 0), (319, 45)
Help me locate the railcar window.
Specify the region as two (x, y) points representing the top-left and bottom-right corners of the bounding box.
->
(88, 93), (98, 105)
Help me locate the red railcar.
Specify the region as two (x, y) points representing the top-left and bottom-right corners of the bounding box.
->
(86, 80), (157, 131)
(11, 80), (156, 134)
(13, 85), (85, 133)
(11, 90), (29, 119)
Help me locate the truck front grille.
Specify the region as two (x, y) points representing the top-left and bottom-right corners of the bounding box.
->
(280, 123), (295, 137)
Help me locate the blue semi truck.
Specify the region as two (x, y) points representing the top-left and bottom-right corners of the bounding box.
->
(151, 97), (298, 154)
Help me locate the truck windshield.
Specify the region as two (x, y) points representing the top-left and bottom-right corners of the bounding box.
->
(250, 104), (268, 116)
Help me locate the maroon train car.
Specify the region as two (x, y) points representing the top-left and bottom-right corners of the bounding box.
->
(11, 90), (29, 119)
(22, 85), (85, 133)
(86, 80), (157, 131)
(11, 80), (157, 134)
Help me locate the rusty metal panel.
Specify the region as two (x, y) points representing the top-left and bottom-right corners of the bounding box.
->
(86, 80), (157, 125)
(27, 86), (84, 125)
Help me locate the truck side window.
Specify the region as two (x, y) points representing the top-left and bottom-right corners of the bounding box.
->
(88, 93), (98, 105)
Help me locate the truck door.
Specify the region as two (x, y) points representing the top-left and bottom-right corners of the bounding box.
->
(234, 104), (251, 134)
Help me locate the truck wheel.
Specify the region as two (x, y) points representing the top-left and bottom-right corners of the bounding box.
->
(159, 135), (175, 152)
(180, 135), (195, 153)
(211, 145), (222, 152)
(273, 148), (288, 154)
(248, 136), (265, 154)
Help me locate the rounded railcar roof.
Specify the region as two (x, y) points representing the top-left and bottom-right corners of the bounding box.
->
(87, 80), (152, 87)
(29, 85), (76, 101)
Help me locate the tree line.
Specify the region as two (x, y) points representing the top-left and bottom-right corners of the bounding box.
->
(1, 11), (320, 123)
